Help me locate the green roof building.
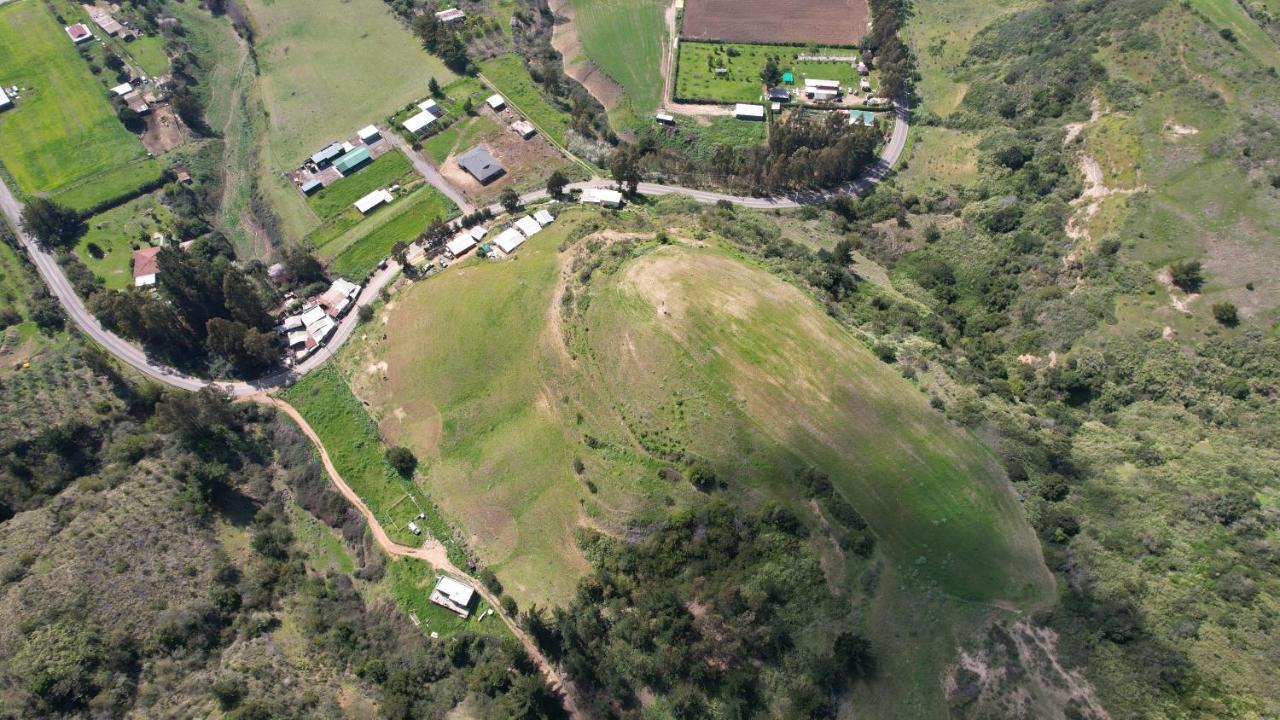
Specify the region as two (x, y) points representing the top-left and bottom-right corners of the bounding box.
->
(333, 147), (372, 175)
(781, 71), (794, 84)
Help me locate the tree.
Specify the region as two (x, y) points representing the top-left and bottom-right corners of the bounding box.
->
(428, 76), (441, 96)
(1212, 302), (1238, 326)
(760, 56), (781, 85)
(546, 170), (568, 198)
(206, 318), (279, 372)
(20, 198), (82, 250)
(387, 446), (417, 478)
(610, 149), (641, 194)
(500, 187), (521, 214)
(283, 246), (326, 287)
(1169, 260), (1203, 292)
(221, 270), (271, 331)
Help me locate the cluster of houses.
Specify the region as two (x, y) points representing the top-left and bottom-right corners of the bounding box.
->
(278, 278), (363, 362)
(296, 125), (386, 196)
(402, 97), (446, 136)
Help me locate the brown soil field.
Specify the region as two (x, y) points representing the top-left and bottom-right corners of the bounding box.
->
(680, 0), (870, 46)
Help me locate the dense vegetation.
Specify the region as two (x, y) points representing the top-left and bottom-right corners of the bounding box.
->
(532, 501), (874, 718)
(0, 341), (560, 717)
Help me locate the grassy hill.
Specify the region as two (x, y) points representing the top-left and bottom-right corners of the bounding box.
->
(337, 208), (1051, 610)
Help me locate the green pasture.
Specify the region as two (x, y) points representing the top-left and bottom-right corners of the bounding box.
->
(895, 126), (980, 192)
(75, 194), (176, 290)
(637, 114), (767, 161)
(243, 0), (456, 169)
(1186, 0), (1280, 68)
(421, 115), (502, 163)
(327, 186), (458, 279)
(0, 1), (155, 204)
(675, 41), (871, 103)
(566, 0), (667, 119)
(308, 149), (415, 219)
(581, 244), (1052, 605)
(282, 366), (445, 550)
(479, 55), (572, 144)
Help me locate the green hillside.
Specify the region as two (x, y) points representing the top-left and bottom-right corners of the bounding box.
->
(337, 209), (1051, 609)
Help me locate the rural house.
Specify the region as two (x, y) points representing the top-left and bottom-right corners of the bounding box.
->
(511, 120), (535, 139)
(132, 246), (161, 287)
(734, 103), (766, 120)
(445, 232), (477, 258)
(514, 215), (541, 238)
(354, 188), (393, 215)
(457, 145), (504, 185)
(429, 576), (476, 618)
(357, 125), (382, 144)
(486, 94), (506, 111)
(419, 98), (443, 117)
(767, 87), (791, 103)
(310, 142), (346, 167)
(492, 227), (526, 254)
(402, 110), (436, 135)
(581, 187), (623, 208)
(64, 23), (92, 43)
(435, 7), (465, 23)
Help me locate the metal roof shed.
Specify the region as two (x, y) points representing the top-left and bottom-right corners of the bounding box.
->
(403, 111), (436, 134)
(493, 228), (526, 254)
(300, 180), (323, 196)
(334, 147), (372, 175)
(486, 94), (506, 110)
(457, 145), (504, 185)
(734, 103), (766, 120)
(514, 215), (542, 237)
(357, 125), (381, 143)
(310, 143), (346, 166)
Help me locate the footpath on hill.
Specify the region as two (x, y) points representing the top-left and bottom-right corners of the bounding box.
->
(254, 395), (584, 719)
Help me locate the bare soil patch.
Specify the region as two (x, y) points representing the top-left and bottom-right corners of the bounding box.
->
(440, 107), (572, 203)
(140, 103), (186, 155)
(681, 0), (870, 45)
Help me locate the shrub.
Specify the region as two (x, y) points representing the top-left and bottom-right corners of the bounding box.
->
(1211, 302), (1238, 326)
(1168, 260), (1203, 292)
(386, 446), (418, 478)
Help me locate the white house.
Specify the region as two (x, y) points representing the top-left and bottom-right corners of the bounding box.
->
(0, 88), (11, 111)
(581, 187), (623, 208)
(402, 111), (436, 135)
(419, 99), (443, 117)
(734, 103), (766, 120)
(655, 113), (675, 125)
(445, 232), (477, 258)
(514, 215), (542, 238)
(357, 125), (381, 144)
(805, 78), (841, 90)
(429, 576), (476, 617)
(354, 189), (394, 215)
(110, 82), (133, 97)
(493, 227), (526, 254)
(435, 7), (465, 23)
(486, 94), (506, 111)
(533, 209), (554, 226)
(469, 224), (488, 241)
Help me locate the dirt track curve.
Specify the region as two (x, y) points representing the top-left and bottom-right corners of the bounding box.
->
(254, 395), (584, 718)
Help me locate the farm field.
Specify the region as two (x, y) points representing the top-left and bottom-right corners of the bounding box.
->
(336, 208), (1051, 608)
(681, 0), (869, 45)
(479, 55), (572, 145)
(242, 0), (457, 169)
(422, 115), (502, 164)
(0, 1), (158, 206)
(75, 194), (177, 290)
(308, 149), (416, 220)
(325, 186), (458, 279)
(675, 41), (871, 103)
(563, 0), (667, 118)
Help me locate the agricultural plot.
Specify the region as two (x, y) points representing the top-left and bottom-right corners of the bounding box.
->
(308, 150), (415, 220)
(681, 0), (869, 45)
(75, 194), (177, 290)
(242, 0), (456, 169)
(563, 0), (667, 117)
(0, 1), (159, 207)
(675, 41), (870, 103)
(479, 55), (573, 145)
(324, 186), (458, 279)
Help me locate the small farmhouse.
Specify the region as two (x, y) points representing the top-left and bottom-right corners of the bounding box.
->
(511, 120), (535, 139)
(435, 7), (465, 23)
(333, 146), (372, 175)
(514, 215), (541, 238)
(110, 82), (133, 97)
(429, 576), (476, 618)
(581, 187), (623, 208)
(486, 94), (506, 111)
(310, 142), (346, 167)
(357, 125), (381, 144)
(132, 246), (161, 287)
(354, 188), (393, 215)
(64, 23), (92, 44)
(532, 209), (554, 226)
(445, 232), (477, 258)
(457, 145), (504, 185)
(402, 110), (436, 135)
(419, 99), (443, 117)
(734, 103), (765, 120)
(493, 227), (526, 254)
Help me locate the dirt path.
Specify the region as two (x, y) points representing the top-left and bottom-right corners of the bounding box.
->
(252, 395), (584, 719)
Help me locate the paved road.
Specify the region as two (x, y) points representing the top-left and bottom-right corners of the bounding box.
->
(1, 101), (908, 396)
